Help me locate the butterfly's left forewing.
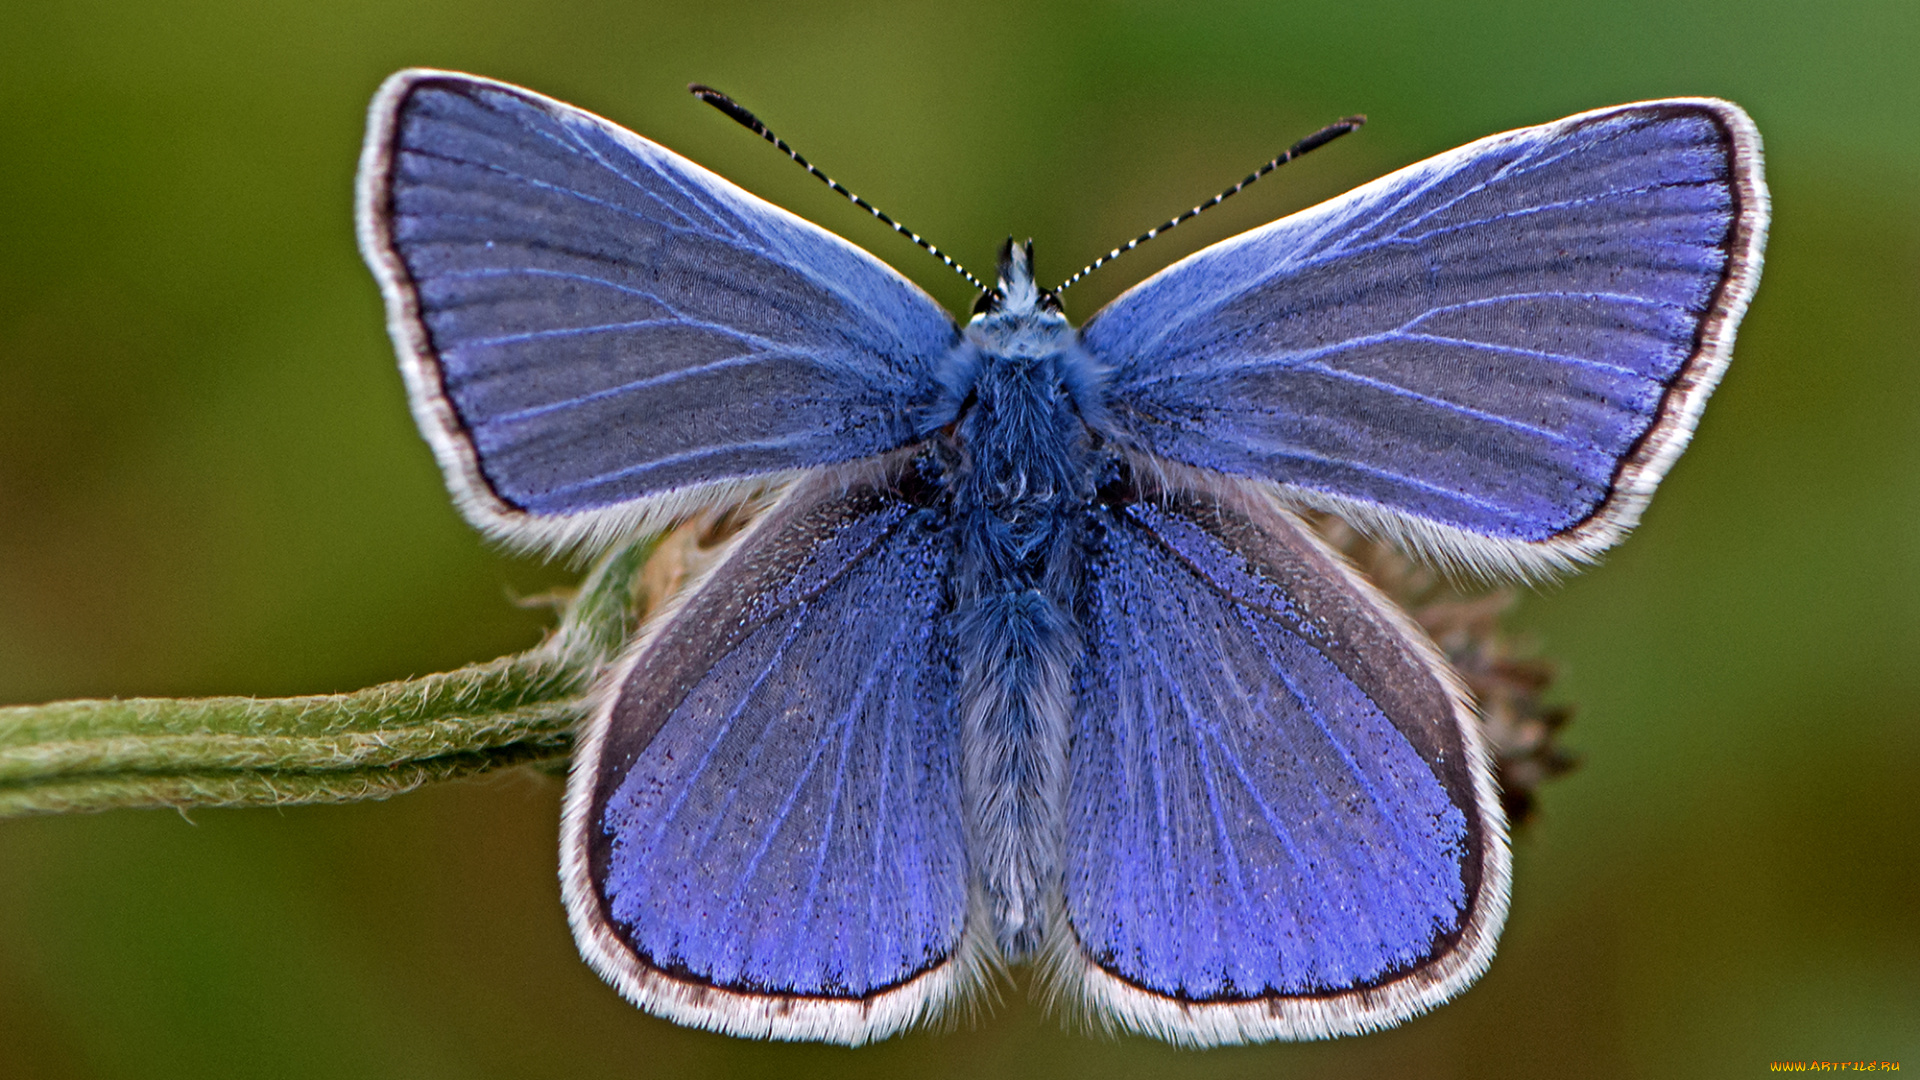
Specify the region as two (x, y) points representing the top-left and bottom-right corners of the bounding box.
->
(358, 71), (959, 553)
(1056, 475), (1507, 1044)
(562, 468), (974, 1044)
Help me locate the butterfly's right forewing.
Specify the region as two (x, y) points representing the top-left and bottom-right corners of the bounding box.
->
(1083, 101), (1766, 577)
(562, 469), (973, 1045)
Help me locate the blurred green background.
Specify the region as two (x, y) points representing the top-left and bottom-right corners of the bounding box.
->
(2, 0), (1916, 1076)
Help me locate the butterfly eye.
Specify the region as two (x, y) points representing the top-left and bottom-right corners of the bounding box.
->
(971, 289), (1002, 316)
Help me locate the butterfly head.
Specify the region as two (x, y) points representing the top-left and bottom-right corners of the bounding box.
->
(971, 238), (1063, 323)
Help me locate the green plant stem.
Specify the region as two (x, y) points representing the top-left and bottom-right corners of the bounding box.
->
(0, 533), (658, 818)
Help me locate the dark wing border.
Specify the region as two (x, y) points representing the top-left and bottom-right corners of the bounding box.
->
(1558, 100), (1768, 572)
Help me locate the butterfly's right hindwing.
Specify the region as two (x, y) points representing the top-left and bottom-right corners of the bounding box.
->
(357, 71), (960, 552)
(561, 470), (973, 1045)
(1056, 476), (1508, 1044)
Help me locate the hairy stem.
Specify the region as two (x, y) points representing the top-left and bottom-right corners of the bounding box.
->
(0, 533), (658, 818)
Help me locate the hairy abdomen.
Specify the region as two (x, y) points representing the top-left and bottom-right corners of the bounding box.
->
(944, 353), (1095, 962)
(951, 524), (1081, 960)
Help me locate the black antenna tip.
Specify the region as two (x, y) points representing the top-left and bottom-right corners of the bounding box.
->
(688, 84), (762, 130)
(1290, 115), (1367, 156)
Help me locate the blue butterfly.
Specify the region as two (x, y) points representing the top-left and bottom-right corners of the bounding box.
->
(355, 70), (1767, 1045)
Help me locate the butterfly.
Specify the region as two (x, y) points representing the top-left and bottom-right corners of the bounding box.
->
(354, 69), (1767, 1046)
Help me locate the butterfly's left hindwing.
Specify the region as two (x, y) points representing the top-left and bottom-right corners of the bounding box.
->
(561, 471), (973, 1045)
(357, 71), (960, 553)
(1057, 476), (1507, 1044)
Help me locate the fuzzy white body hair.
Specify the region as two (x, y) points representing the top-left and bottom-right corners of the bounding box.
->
(955, 589), (1079, 960)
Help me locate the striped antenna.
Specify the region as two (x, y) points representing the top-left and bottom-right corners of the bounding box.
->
(690, 85), (989, 295)
(1053, 115), (1367, 295)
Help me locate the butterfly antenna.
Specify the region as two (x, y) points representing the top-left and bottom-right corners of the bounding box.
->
(1052, 115), (1367, 295)
(690, 84), (989, 295)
